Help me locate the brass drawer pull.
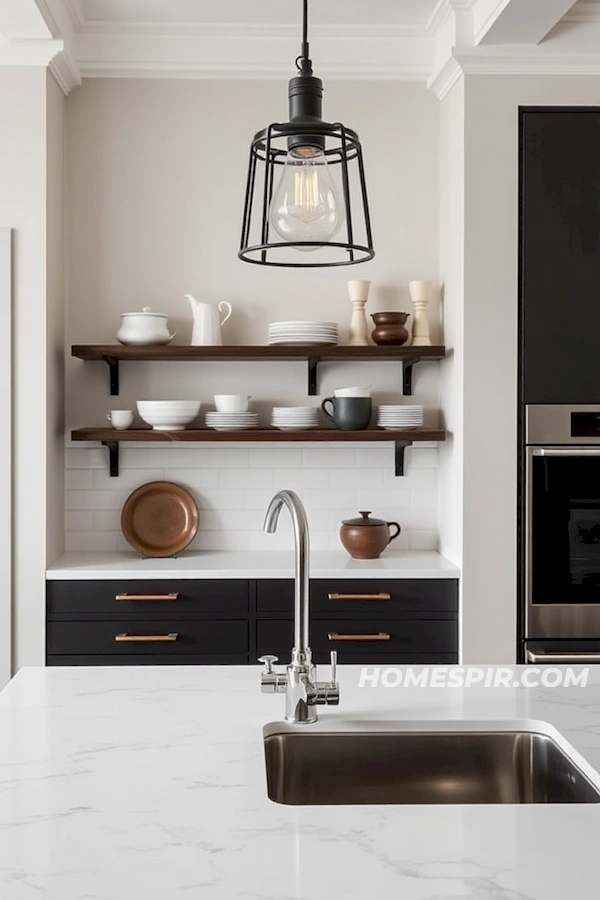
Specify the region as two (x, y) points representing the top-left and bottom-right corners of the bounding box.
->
(328, 592), (391, 601)
(328, 632), (391, 642)
(114, 633), (179, 643)
(115, 593), (179, 602)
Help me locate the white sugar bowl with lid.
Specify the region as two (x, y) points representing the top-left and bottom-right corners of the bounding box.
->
(117, 307), (176, 346)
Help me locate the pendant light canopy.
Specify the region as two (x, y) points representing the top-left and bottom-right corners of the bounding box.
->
(238, 0), (375, 268)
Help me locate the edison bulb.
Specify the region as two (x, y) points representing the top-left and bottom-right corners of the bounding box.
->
(269, 148), (343, 249)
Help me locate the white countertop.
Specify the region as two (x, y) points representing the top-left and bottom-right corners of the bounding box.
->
(1, 664), (600, 899)
(46, 550), (460, 580)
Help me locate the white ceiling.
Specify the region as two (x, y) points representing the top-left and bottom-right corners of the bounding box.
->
(5, 1), (600, 98)
(73, 0), (441, 29)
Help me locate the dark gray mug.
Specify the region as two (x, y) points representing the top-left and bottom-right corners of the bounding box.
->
(321, 397), (372, 431)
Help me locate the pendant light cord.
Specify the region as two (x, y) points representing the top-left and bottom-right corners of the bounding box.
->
(296, 0), (312, 74)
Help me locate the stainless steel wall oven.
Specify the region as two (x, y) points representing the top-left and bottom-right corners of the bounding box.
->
(524, 405), (600, 663)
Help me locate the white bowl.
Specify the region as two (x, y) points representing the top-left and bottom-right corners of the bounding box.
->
(213, 394), (251, 413)
(334, 385), (372, 398)
(137, 400), (201, 431)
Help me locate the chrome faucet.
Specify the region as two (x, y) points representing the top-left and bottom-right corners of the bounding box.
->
(259, 489), (339, 724)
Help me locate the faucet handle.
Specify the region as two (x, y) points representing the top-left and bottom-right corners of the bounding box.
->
(258, 655), (278, 675)
(330, 650), (337, 685)
(316, 651), (340, 706)
(258, 655), (286, 694)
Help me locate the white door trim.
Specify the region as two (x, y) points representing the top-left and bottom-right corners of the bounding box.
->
(0, 229), (12, 687)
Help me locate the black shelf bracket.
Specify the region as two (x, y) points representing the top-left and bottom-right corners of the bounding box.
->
(402, 358), (420, 396)
(307, 357), (318, 395)
(104, 357), (120, 395)
(394, 440), (412, 476)
(102, 440), (119, 477)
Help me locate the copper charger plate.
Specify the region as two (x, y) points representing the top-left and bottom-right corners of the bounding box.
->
(121, 481), (199, 557)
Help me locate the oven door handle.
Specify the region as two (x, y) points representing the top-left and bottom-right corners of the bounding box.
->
(531, 448), (600, 457)
(527, 650), (600, 663)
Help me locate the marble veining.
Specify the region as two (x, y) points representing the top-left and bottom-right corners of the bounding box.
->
(0, 665), (599, 899)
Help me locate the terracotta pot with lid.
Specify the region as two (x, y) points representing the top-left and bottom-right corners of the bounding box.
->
(340, 510), (401, 559)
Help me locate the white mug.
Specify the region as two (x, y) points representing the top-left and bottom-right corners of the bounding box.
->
(334, 385), (372, 398)
(214, 395), (251, 413)
(106, 410), (134, 430)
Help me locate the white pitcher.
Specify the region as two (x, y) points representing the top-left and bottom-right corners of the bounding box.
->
(185, 293), (233, 346)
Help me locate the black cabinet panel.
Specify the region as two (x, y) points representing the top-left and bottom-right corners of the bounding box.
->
(258, 619), (458, 659)
(47, 654), (247, 666)
(47, 579), (249, 619)
(521, 109), (600, 403)
(47, 620), (248, 656)
(257, 579), (458, 616)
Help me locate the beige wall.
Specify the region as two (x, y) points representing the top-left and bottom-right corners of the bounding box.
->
(47, 73), (65, 566)
(65, 79), (442, 428)
(0, 68), (48, 670)
(438, 78), (465, 654)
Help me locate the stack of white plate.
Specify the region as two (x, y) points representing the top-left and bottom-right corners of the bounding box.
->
(205, 411), (259, 432)
(268, 321), (339, 346)
(271, 407), (319, 431)
(377, 405), (424, 430)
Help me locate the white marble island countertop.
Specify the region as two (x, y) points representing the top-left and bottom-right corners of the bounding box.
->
(1, 665), (600, 900)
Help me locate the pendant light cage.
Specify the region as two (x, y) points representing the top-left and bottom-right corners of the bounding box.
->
(238, 0), (374, 268)
(239, 121), (374, 268)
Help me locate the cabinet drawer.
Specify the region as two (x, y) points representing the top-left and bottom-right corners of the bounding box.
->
(47, 654), (247, 666)
(47, 580), (249, 619)
(47, 620), (248, 656)
(257, 579), (458, 616)
(257, 619), (458, 657)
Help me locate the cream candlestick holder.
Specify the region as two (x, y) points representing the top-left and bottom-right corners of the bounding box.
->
(348, 279), (371, 346)
(409, 279), (432, 347)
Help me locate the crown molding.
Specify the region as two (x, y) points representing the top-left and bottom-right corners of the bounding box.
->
(561, 1), (600, 23)
(428, 55), (464, 99)
(73, 30), (433, 81)
(31, 0), (81, 94)
(63, 0), (85, 30)
(77, 60), (432, 82)
(49, 47), (80, 93)
(455, 46), (600, 74)
(73, 21), (425, 40)
(0, 37), (62, 66)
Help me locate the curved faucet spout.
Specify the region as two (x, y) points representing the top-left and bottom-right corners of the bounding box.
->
(263, 490), (310, 659)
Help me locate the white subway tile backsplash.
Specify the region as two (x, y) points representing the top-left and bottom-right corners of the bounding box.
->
(302, 446), (356, 468)
(66, 531), (118, 552)
(304, 488), (358, 510)
(248, 447), (303, 468)
(354, 447), (392, 468)
(356, 489), (411, 510)
(220, 468), (274, 489)
(195, 489), (245, 510)
(65, 510), (94, 531)
(93, 468), (166, 490)
(410, 530), (438, 550)
(64, 444), (439, 553)
(93, 510), (122, 531)
(66, 490), (123, 511)
(410, 489), (438, 510)
(330, 466), (383, 489)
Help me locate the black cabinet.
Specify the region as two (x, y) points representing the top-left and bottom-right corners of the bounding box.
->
(46, 577), (459, 666)
(521, 108), (600, 403)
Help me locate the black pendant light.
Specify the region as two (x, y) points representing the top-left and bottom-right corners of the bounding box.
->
(238, 0), (375, 268)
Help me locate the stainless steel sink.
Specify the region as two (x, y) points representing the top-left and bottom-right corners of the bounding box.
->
(264, 730), (600, 805)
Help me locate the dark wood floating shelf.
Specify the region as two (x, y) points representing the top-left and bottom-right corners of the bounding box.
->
(71, 427), (446, 479)
(71, 344), (446, 396)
